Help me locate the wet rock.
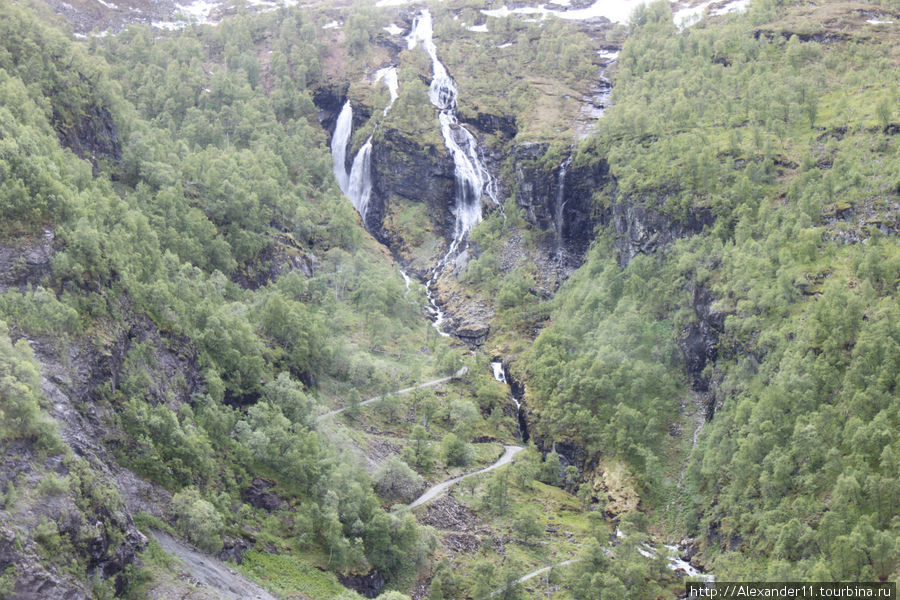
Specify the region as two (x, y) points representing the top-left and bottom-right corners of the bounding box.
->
(338, 570), (386, 599)
(511, 143), (609, 266)
(612, 200), (714, 267)
(243, 478), (286, 512)
(459, 111), (517, 138)
(312, 83), (350, 135)
(370, 128), (456, 242)
(678, 284), (727, 417)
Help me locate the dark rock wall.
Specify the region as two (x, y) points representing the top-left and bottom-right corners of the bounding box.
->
(369, 128), (456, 240)
(53, 104), (121, 175)
(511, 142), (609, 265)
(612, 200), (714, 267)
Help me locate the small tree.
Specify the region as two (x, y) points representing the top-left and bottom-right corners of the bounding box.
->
(171, 488), (224, 553)
(374, 456), (424, 504)
(442, 433), (472, 467)
(345, 390), (361, 420)
(402, 425), (436, 473)
(540, 451), (561, 486)
(513, 505), (543, 544)
(419, 394), (439, 428)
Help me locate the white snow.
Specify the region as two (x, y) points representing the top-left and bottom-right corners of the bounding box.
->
(95, 0), (118, 9)
(322, 20), (340, 29)
(674, 0), (751, 27)
(383, 23), (404, 35)
(482, 0), (647, 26)
(176, 0), (218, 23)
(866, 18), (893, 24)
(711, 0), (750, 15)
(467, 23), (489, 32)
(497, 41), (513, 48)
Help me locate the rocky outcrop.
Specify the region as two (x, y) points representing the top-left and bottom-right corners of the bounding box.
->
(512, 143), (609, 266)
(53, 104), (121, 175)
(678, 284), (727, 419)
(612, 200), (714, 267)
(242, 478), (286, 512)
(231, 239), (319, 290)
(0, 305), (209, 596)
(459, 111), (517, 138)
(339, 570), (386, 599)
(369, 128), (456, 240)
(313, 83), (349, 136)
(0, 229), (55, 293)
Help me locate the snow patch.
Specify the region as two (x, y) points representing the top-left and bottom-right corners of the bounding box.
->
(482, 0), (646, 25)
(322, 20), (340, 29)
(383, 23), (404, 35)
(866, 18), (893, 24)
(467, 23), (489, 32)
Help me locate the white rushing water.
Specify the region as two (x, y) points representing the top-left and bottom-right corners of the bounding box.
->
(491, 361), (526, 440)
(407, 9), (498, 335)
(330, 67), (401, 223)
(375, 66), (400, 116)
(615, 528), (713, 581)
(347, 137), (373, 218)
(331, 101), (353, 196)
(555, 156), (572, 254)
(491, 361), (507, 383)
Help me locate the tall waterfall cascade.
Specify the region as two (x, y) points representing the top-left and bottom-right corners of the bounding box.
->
(330, 66), (401, 223)
(491, 361), (527, 441)
(331, 101), (353, 197)
(555, 155), (573, 255)
(407, 9), (498, 336)
(407, 9), (497, 251)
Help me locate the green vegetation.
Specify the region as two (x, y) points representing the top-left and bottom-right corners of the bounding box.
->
(1, 0), (897, 595)
(523, 0), (900, 586)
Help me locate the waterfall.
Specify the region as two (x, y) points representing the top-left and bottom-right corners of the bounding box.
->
(407, 9), (496, 247)
(375, 66), (399, 116)
(331, 101), (353, 196)
(330, 67), (400, 223)
(555, 155), (573, 254)
(347, 136), (373, 219)
(407, 9), (497, 335)
(491, 360), (527, 441)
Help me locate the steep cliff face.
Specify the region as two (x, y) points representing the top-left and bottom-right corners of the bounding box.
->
(0, 230), (55, 293)
(612, 200), (714, 267)
(678, 283), (728, 419)
(53, 104), (121, 175)
(511, 143), (609, 267)
(369, 128), (456, 245)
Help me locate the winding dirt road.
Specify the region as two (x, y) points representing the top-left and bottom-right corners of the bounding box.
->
(318, 367), (467, 421)
(400, 445), (523, 510)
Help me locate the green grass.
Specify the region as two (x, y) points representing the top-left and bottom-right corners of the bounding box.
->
(238, 550), (363, 600)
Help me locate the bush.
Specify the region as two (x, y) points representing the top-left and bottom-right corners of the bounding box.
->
(441, 433), (472, 468)
(373, 456), (424, 504)
(171, 488), (224, 553)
